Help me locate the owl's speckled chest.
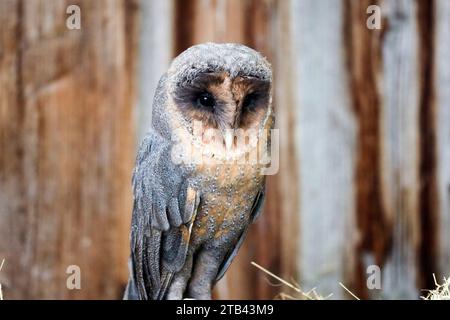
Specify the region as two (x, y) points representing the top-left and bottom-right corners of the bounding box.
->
(188, 161), (264, 250)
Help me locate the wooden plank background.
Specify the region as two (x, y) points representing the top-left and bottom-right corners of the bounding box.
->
(0, 0), (448, 299)
(0, 0), (139, 299)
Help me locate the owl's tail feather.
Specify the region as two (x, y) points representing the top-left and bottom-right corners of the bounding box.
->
(154, 270), (174, 300)
(147, 230), (161, 286)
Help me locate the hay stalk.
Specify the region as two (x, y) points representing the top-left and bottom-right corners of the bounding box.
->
(251, 261), (332, 300)
(0, 258), (4, 300)
(422, 274), (450, 300)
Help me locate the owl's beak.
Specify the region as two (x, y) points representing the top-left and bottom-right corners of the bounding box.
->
(221, 104), (241, 152)
(223, 128), (235, 152)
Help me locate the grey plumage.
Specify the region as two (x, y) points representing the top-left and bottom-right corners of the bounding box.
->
(124, 43), (273, 300)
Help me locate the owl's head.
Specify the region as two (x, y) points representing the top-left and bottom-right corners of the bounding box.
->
(167, 43), (273, 152)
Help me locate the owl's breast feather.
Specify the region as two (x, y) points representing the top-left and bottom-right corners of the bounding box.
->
(187, 161), (264, 248)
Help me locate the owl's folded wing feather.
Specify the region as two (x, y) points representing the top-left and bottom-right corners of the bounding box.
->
(214, 187), (265, 282)
(129, 131), (200, 300)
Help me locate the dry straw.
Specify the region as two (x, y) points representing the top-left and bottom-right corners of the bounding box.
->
(252, 261), (449, 301)
(251, 261), (333, 300)
(338, 282), (360, 300)
(421, 274), (450, 300)
(252, 261), (360, 300)
(0, 258), (4, 300)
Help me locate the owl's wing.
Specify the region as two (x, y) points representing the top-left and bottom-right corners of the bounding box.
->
(129, 131), (200, 300)
(214, 187), (265, 282)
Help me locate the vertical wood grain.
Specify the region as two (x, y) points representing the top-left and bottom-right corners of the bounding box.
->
(345, 0), (442, 299)
(271, 0), (299, 296)
(346, 0), (388, 299)
(136, 0), (174, 142)
(0, 0), (138, 299)
(417, 0), (438, 291)
(377, 0), (421, 299)
(435, 0), (450, 282)
(294, 0), (356, 299)
(0, 0), (24, 296)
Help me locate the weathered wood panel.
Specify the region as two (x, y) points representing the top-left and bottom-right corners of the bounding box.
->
(0, 0), (138, 299)
(435, 0), (450, 284)
(341, 0), (443, 299)
(347, 0), (389, 300)
(0, 0), (23, 298)
(294, 0), (356, 299)
(377, 0), (421, 299)
(136, 0), (174, 141)
(344, 0), (444, 299)
(416, 0), (439, 293)
(271, 0), (299, 297)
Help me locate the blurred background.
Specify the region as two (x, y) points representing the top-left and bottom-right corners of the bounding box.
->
(0, 0), (449, 299)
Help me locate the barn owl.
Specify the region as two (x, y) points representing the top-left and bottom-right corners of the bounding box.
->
(124, 43), (274, 300)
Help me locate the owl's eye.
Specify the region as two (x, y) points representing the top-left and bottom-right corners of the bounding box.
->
(242, 93), (258, 109)
(196, 92), (215, 110)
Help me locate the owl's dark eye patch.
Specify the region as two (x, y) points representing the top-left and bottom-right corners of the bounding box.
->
(173, 72), (225, 112)
(242, 93), (259, 109)
(233, 77), (270, 114)
(196, 92), (215, 110)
